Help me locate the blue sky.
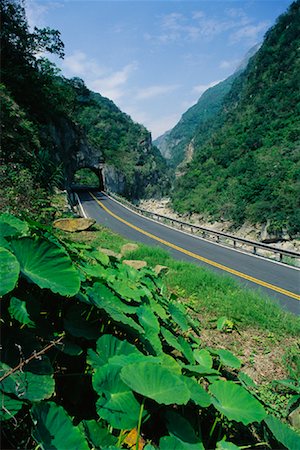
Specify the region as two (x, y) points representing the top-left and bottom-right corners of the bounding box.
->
(26, 0), (291, 138)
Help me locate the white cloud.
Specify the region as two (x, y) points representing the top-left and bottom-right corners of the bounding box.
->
(25, 0), (63, 29)
(193, 79), (223, 95)
(63, 51), (106, 78)
(135, 84), (180, 100)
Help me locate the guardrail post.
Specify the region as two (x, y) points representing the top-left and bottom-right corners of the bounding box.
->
(233, 240), (237, 248)
(279, 253), (283, 262)
(253, 246), (257, 255)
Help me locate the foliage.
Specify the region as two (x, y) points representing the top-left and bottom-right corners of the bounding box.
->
(171, 2), (300, 234)
(1, 213), (299, 449)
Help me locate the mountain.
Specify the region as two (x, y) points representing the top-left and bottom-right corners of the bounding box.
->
(0, 0), (169, 219)
(154, 44), (260, 168)
(171, 1), (300, 234)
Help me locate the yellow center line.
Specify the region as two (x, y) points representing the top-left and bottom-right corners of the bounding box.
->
(89, 192), (300, 301)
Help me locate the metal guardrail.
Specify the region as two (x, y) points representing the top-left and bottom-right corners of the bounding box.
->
(107, 192), (300, 265)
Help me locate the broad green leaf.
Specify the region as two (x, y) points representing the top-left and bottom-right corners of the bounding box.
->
(161, 327), (185, 354)
(8, 297), (35, 327)
(165, 410), (202, 445)
(87, 334), (141, 369)
(121, 361), (190, 405)
(11, 237), (80, 296)
(0, 391), (24, 421)
(82, 419), (117, 448)
(209, 348), (241, 369)
(184, 365), (220, 376)
(216, 438), (241, 449)
(110, 278), (144, 303)
(93, 364), (142, 429)
(265, 414), (300, 450)
(184, 377), (211, 407)
(31, 402), (89, 450)
(178, 336), (195, 364)
(0, 362), (54, 402)
(0, 247), (20, 296)
(0, 213), (29, 236)
(193, 349), (213, 368)
(59, 339), (83, 356)
(168, 301), (190, 332)
(160, 435), (204, 450)
(89, 249), (110, 266)
(81, 263), (108, 279)
(209, 380), (266, 425)
(137, 305), (162, 355)
(87, 283), (143, 333)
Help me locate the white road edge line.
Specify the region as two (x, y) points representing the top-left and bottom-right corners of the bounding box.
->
(75, 192), (88, 218)
(101, 191), (300, 272)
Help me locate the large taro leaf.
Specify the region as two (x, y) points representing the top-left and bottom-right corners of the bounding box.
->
(209, 348), (241, 370)
(109, 278), (144, 303)
(209, 380), (266, 425)
(168, 301), (190, 332)
(137, 305), (162, 355)
(81, 419), (117, 448)
(184, 377), (211, 407)
(0, 247), (20, 296)
(8, 297), (35, 328)
(178, 336), (195, 364)
(160, 435), (204, 450)
(64, 304), (100, 340)
(31, 402), (89, 450)
(193, 349), (213, 369)
(87, 334), (142, 369)
(10, 237), (80, 296)
(0, 391), (24, 421)
(0, 363), (55, 402)
(87, 283), (143, 334)
(0, 213), (29, 237)
(165, 410), (204, 449)
(265, 414), (300, 450)
(93, 364), (142, 430)
(121, 361), (190, 405)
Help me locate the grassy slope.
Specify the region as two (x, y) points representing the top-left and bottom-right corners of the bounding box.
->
(66, 221), (300, 389)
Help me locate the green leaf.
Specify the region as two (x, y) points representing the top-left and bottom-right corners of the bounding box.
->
(110, 278), (144, 303)
(193, 349), (213, 368)
(184, 377), (211, 407)
(11, 237), (80, 296)
(238, 372), (256, 388)
(184, 365), (220, 376)
(82, 419), (117, 448)
(0, 391), (24, 421)
(31, 402), (89, 450)
(137, 305), (162, 355)
(87, 334), (141, 369)
(89, 249), (110, 266)
(209, 380), (266, 425)
(168, 301), (190, 332)
(161, 326), (185, 354)
(216, 438), (241, 449)
(0, 362), (55, 402)
(87, 283), (143, 333)
(0, 247), (20, 296)
(8, 297), (35, 327)
(210, 348), (241, 369)
(93, 364), (142, 429)
(64, 305), (100, 340)
(0, 213), (29, 236)
(121, 361), (190, 405)
(165, 410), (203, 446)
(178, 336), (195, 364)
(265, 414), (300, 450)
(160, 435), (204, 449)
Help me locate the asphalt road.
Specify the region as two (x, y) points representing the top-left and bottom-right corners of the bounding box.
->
(78, 191), (300, 315)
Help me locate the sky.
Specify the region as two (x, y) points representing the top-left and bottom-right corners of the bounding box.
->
(25, 0), (291, 138)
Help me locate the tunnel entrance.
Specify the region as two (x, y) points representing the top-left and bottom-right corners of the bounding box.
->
(71, 167), (104, 191)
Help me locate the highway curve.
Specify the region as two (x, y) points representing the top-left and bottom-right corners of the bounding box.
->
(77, 191), (300, 315)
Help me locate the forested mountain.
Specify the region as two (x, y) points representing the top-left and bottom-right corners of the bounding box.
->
(171, 1), (300, 234)
(154, 45), (260, 168)
(0, 0), (169, 219)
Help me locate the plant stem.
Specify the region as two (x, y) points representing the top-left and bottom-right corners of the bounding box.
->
(136, 398), (145, 450)
(117, 430), (124, 448)
(240, 443), (270, 449)
(0, 336), (64, 382)
(209, 416), (219, 438)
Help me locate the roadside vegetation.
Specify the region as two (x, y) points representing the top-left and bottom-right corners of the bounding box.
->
(1, 208), (300, 450)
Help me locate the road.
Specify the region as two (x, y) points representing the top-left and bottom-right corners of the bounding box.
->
(77, 191), (300, 315)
